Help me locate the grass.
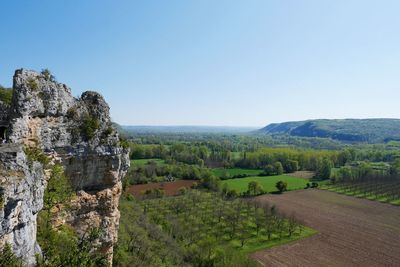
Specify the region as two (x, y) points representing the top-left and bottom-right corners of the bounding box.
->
(130, 158), (166, 167)
(223, 175), (309, 193)
(212, 168), (262, 178)
(140, 191), (317, 260)
(236, 227), (317, 253)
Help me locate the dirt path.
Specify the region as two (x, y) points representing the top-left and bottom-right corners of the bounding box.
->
(252, 189), (400, 267)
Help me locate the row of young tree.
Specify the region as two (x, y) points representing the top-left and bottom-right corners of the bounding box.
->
(328, 160), (400, 202)
(115, 190), (305, 267)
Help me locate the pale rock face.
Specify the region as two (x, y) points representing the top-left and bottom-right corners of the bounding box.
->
(0, 145), (45, 266)
(0, 69), (129, 266)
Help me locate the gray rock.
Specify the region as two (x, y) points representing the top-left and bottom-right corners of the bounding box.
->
(0, 69), (129, 266)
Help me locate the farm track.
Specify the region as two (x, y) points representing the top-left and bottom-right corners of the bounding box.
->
(252, 189), (400, 267)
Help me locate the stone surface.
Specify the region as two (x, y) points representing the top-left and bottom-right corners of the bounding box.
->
(0, 69), (129, 265)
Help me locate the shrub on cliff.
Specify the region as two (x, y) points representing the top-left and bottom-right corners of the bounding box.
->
(81, 113), (100, 140)
(0, 244), (23, 267)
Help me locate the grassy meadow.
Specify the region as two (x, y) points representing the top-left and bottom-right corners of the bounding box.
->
(223, 175), (309, 193)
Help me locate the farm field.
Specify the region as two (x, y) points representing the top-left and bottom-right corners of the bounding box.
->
(128, 180), (196, 196)
(211, 167), (262, 178)
(130, 158), (166, 167)
(139, 191), (315, 261)
(252, 189), (400, 266)
(223, 175), (309, 193)
(285, 171), (315, 179)
(321, 181), (400, 205)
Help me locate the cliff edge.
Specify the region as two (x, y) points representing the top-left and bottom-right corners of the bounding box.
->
(0, 69), (129, 265)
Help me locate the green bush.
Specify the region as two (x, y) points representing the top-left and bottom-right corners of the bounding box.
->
(24, 146), (50, 166)
(41, 69), (56, 82)
(27, 78), (39, 91)
(0, 244), (23, 267)
(0, 86), (13, 105)
(81, 113), (100, 140)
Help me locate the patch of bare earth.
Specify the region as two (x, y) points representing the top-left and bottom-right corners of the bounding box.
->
(286, 171), (315, 179)
(252, 189), (400, 267)
(128, 180), (196, 196)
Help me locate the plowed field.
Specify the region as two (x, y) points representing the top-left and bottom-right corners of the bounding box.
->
(252, 189), (400, 267)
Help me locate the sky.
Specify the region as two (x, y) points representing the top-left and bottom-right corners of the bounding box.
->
(1, 0), (399, 127)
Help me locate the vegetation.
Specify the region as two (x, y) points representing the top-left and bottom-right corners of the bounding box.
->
(81, 113), (100, 140)
(0, 85), (13, 105)
(258, 118), (400, 143)
(322, 161), (400, 204)
(114, 190), (315, 266)
(0, 244), (23, 267)
(24, 146), (51, 166)
(223, 175), (309, 194)
(27, 78), (39, 91)
(36, 164), (107, 266)
(41, 69), (56, 82)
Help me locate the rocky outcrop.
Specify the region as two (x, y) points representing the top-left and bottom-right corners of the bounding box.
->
(0, 69), (129, 265)
(0, 144), (45, 266)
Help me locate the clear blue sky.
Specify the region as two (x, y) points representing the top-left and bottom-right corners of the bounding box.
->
(1, 1), (399, 126)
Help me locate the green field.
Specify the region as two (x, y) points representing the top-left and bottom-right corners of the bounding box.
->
(223, 175), (309, 193)
(212, 167), (262, 178)
(130, 158), (166, 167)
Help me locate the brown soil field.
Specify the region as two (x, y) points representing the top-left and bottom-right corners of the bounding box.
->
(252, 189), (400, 267)
(286, 171), (315, 179)
(128, 180), (196, 196)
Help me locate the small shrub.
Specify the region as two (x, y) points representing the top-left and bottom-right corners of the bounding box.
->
(41, 69), (56, 82)
(0, 243), (23, 267)
(311, 182), (319, 188)
(27, 78), (39, 91)
(81, 113), (100, 140)
(24, 146), (50, 166)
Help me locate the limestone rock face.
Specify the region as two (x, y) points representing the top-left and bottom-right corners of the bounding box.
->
(0, 144), (45, 266)
(0, 69), (129, 265)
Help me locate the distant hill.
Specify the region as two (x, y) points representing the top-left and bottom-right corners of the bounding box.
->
(258, 119), (400, 143)
(122, 125), (258, 134)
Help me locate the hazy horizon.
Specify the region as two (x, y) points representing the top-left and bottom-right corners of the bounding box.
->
(1, 1), (400, 126)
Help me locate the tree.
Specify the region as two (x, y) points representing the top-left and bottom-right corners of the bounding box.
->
(316, 158), (333, 180)
(263, 164), (275, 176)
(275, 180), (287, 193)
(285, 160), (299, 173)
(247, 181), (264, 196)
(274, 162), (284, 175)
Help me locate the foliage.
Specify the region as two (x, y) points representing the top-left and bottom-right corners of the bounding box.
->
(27, 78), (39, 91)
(258, 118), (400, 143)
(37, 163), (106, 266)
(247, 181), (264, 196)
(316, 158), (333, 180)
(0, 86), (13, 105)
(43, 164), (73, 210)
(0, 244), (23, 267)
(223, 175), (307, 194)
(115, 191), (314, 266)
(275, 181), (288, 193)
(81, 113), (100, 140)
(24, 146), (50, 166)
(114, 196), (185, 267)
(41, 69), (56, 82)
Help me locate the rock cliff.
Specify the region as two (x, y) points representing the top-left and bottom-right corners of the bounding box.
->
(0, 69), (129, 265)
